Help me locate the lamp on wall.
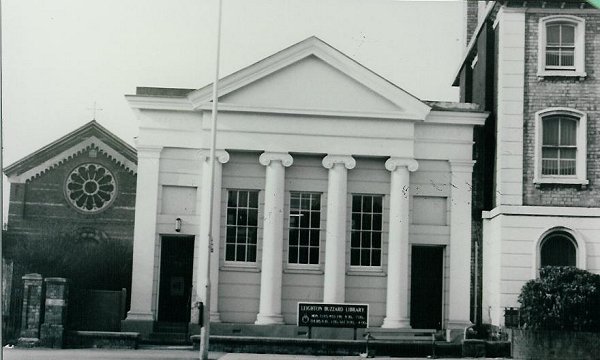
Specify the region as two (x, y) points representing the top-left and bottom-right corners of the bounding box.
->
(175, 217), (182, 232)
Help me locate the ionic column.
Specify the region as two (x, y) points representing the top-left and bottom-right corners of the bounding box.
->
(322, 155), (356, 303)
(195, 150), (229, 323)
(447, 160), (475, 329)
(382, 157), (418, 328)
(127, 145), (162, 322)
(255, 152), (293, 325)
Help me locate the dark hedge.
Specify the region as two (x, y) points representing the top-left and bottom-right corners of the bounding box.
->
(518, 267), (600, 332)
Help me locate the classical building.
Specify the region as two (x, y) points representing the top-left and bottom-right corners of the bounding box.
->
(4, 120), (137, 292)
(122, 37), (487, 338)
(455, 0), (600, 326)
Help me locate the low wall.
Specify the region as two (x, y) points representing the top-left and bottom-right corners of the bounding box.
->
(511, 329), (600, 360)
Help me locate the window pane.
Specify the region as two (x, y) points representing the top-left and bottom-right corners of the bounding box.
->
(362, 214), (372, 230)
(546, 25), (560, 45)
(299, 247), (309, 264)
(351, 231), (360, 247)
(350, 249), (360, 266)
(372, 232), (382, 249)
(225, 244), (235, 261)
(237, 227), (247, 243)
(560, 118), (577, 146)
(373, 196), (383, 213)
(561, 25), (575, 45)
(361, 250), (370, 266)
(248, 228), (257, 244)
(227, 191), (237, 207)
(542, 159), (558, 175)
(289, 229), (298, 246)
(299, 230), (309, 246)
(309, 248), (319, 264)
(352, 213), (361, 230)
(310, 230), (319, 246)
(541, 234), (576, 267)
(373, 214), (382, 231)
(543, 118), (560, 145)
(227, 209), (236, 225)
(372, 249), (381, 267)
(247, 245), (256, 262)
(311, 194), (320, 209)
(561, 148), (576, 159)
(361, 232), (372, 248)
(249, 191), (259, 208)
(310, 212), (320, 228)
(290, 214), (299, 228)
(226, 226), (236, 243)
(237, 209), (248, 225)
(236, 245), (246, 261)
(300, 211), (310, 228)
(362, 196), (372, 212)
(288, 247), (298, 263)
(352, 196), (361, 212)
(543, 148), (558, 159)
(248, 209), (258, 226)
(239, 191), (248, 207)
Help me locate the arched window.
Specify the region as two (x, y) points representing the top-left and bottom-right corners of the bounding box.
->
(537, 15), (586, 78)
(534, 108), (588, 186)
(540, 231), (576, 267)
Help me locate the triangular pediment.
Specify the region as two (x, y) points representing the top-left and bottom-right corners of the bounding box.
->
(4, 121), (137, 183)
(188, 37), (430, 119)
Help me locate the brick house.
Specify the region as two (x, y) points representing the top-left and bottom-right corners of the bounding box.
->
(4, 120), (137, 293)
(455, 0), (600, 326)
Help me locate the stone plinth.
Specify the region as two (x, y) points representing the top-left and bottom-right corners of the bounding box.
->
(18, 273), (44, 345)
(40, 277), (69, 348)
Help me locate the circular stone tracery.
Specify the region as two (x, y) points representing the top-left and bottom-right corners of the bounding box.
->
(65, 163), (116, 212)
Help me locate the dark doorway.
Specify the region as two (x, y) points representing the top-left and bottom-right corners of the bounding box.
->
(410, 246), (444, 329)
(158, 236), (194, 323)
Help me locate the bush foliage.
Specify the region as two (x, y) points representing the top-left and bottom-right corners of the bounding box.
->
(518, 266), (600, 331)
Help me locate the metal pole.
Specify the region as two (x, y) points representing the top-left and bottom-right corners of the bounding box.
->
(474, 241), (479, 325)
(199, 0), (222, 359)
(0, 0), (4, 355)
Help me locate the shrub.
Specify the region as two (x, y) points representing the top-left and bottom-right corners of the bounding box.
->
(518, 266), (600, 331)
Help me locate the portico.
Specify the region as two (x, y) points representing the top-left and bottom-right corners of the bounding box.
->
(122, 37), (487, 339)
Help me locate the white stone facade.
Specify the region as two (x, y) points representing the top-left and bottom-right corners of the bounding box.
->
(123, 37), (486, 336)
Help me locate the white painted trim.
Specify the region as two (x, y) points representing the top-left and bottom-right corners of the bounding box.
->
(425, 110), (488, 126)
(533, 107), (588, 186)
(187, 37), (431, 119)
(197, 102), (422, 121)
(126, 95), (194, 111)
(8, 136), (138, 183)
(532, 226), (587, 278)
(537, 15), (586, 78)
(482, 205), (600, 219)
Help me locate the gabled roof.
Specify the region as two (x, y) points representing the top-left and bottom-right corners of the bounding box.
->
(186, 36), (431, 120)
(4, 120), (137, 183)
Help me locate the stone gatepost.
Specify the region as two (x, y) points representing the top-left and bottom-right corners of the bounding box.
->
(40, 277), (69, 348)
(17, 273), (44, 347)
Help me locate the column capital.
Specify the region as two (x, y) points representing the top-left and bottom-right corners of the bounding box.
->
(449, 159), (475, 173)
(199, 149), (230, 164)
(385, 157), (418, 172)
(136, 145), (163, 159)
(259, 152), (293, 167)
(322, 155), (356, 170)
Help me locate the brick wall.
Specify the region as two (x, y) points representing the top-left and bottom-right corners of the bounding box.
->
(6, 150), (136, 292)
(522, 11), (600, 207)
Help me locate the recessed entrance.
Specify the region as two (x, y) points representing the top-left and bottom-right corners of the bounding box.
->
(410, 245), (444, 330)
(158, 236), (194, 323)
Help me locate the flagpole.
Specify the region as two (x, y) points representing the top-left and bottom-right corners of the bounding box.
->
(0, 0), (5, 356)
(200, 0), (222, 359)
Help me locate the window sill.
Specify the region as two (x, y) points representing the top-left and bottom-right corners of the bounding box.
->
(221, 263), (260, 272)
(284, 267), (324, 275)
(347, 268), (386, 277)
(534, 177), (589, 189)
(537, 71), (587, 81)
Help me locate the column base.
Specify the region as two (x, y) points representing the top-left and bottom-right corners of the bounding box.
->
(121, 313), (155, 340)
(255, 313), (285, 325)
(381, 317), (411, 329)
(210, 312), (222, 323)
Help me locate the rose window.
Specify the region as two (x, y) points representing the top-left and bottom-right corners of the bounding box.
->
(66, 163), (116, 212)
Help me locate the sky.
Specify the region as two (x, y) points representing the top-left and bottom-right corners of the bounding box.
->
(1, 0), (468, 222)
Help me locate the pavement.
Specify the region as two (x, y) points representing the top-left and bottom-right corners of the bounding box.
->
(0, 347), (510, 360)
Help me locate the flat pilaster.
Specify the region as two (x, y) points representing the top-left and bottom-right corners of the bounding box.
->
(126, 145), (162, 322)
(447, 160), (475, 329)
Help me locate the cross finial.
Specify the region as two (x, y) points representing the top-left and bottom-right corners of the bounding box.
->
(87, 101), (103, 120)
